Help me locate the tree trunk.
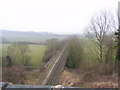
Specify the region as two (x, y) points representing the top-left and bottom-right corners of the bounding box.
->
(100, 44), (103, 64)
(105, 49), (109, 64)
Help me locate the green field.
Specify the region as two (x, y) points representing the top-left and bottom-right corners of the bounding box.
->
(1, 44), (46, 67)
(28, 45), (46, 67)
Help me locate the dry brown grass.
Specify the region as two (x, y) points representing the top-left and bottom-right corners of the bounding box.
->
(82, 63), (118, 82)
(60, 62), (118, 88)
(3, 65), (27, 84)
(3, 65), (50, 85)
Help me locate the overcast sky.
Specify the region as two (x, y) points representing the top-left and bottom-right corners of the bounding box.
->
(0, 0), (119, 34)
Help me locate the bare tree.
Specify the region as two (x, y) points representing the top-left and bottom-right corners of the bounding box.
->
(86, 11), (114, 64)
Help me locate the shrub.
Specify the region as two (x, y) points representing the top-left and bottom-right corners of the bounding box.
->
(3, 65), (26, 84)
(6, 43), (31, 66)
(66, 36), (83, 68)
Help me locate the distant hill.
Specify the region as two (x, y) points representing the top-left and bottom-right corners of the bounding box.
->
(1, 30), (69, 43)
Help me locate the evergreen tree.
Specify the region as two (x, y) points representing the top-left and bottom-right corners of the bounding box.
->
(115, 28), (120, 63)
(115, 2), (120, 63)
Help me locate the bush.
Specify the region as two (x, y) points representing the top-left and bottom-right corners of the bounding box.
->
(3, 65), (26, 84)
(82, 71), (100, 82)
(82, 63), (116, 82)
(99, 63), (114, 75)
(66, 36), (83, 68)
(6, 43), (31, 66)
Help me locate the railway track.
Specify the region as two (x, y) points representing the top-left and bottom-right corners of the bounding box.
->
(42, 43), (68, 85)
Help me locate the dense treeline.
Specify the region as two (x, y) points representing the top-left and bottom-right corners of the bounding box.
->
(66, 36), (83, 68)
